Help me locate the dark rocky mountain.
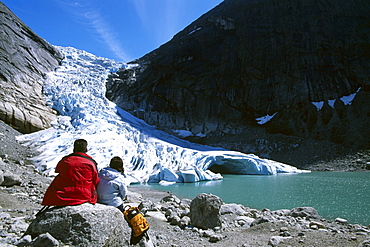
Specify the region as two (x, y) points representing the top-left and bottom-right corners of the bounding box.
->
(106, 0), (370, 153)
(0, 2), (63, 133)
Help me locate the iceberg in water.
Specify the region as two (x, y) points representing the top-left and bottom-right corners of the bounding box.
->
(17, 46), (309, 185)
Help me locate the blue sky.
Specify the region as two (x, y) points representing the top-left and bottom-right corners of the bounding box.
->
(3, 0), (223, 62)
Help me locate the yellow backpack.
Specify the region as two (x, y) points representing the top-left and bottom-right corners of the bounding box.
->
(123, 206), (150, 237)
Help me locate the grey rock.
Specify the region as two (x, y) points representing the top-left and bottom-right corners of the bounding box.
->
(31, 232), (59, 247)
(220, 203), (246, 216)
(125, 190), (143, 203)
(166, 210), (180, 223)
(0, 2), (64, 133)
(309, 221), (326, 230)
(180, 208), (190, 217)
(7, 219), (28, 233)
(170, 216), (181, 226)
(234, 216), (254, 228)
(202, 229), (215, 238)
(139, 200), (154, 214)
(273, 209), (291, 216)
(179, 198), (192, 209)
(164, 208), (174, 217)
(161, 194), (181, 204)
(335, 217), (348, 224)
(360, 238), (370, 247)
(251, 215), (275, 226)
(268, 236), (284, 246)
(189, 193), (222, 229)
(25, 203), (130, 247)
(209, 234), (223, 243)
(280, 231), (292, 237)
(1, 172), (21, 186)
(15, 234), (32, 246)
(279, 227), (289, 232)
(290, 207), (321, 219)
(366, 162), (370, 170)
(0, 212), (11, 220)
(178, 216), (191, 227)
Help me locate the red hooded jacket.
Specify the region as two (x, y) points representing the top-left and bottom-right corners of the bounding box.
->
(42, 152), (100, 206)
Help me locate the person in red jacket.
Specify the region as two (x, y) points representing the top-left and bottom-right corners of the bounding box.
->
(42, 139), (100, 206)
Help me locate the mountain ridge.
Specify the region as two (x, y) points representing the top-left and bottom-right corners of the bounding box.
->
(106, 0), (370, 151)
(0, 1), (64, 133)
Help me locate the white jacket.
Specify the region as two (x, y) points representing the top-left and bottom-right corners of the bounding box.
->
(97, 167), (127, 207)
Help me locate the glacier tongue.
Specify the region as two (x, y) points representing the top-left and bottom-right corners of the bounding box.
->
(16, 46), (308, 184)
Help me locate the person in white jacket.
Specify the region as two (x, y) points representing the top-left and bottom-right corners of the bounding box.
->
(97, 156), (127, 212)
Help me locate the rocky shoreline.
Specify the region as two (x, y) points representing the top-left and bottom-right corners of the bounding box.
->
(0, 120), (369, 246)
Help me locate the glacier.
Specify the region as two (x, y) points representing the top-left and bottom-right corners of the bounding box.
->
(16, 46), (309, 185)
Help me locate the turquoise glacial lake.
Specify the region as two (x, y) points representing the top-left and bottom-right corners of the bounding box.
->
(132, 172), (370, 225)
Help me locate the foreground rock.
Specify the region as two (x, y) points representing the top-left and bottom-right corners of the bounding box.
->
(190, 193), (222, 229)
(15, 190), (370, 246)
(23, 203), (130, 246)
(0, 2), (63, 133)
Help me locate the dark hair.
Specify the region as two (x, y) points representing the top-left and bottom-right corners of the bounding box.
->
(109, 156), (124, 172)
(73, 139), (88, 153)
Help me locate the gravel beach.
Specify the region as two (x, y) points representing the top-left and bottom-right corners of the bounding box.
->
(0, 120), (369, 246)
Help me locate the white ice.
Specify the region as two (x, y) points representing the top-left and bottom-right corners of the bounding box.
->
(312, 87), (361, 110)
(312, 101), (324, 110)
(256, 112), (277, 125)
(16, 46), (308, 185)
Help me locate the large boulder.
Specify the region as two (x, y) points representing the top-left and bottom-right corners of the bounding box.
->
(25, 203), (131, 246)
(106, 0), (370, 149)
(189, 193), (223, 229)
(0, 2), (63, 133)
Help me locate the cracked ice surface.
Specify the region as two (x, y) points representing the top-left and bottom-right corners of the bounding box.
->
(17, 46), (308, 184)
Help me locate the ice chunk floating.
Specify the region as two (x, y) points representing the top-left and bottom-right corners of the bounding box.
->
(17, 47), (308, 184)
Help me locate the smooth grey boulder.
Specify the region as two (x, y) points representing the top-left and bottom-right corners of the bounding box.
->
(0, 2), (63, 133)
(189, 193), (223, 229)
(25, 203), (130, 247)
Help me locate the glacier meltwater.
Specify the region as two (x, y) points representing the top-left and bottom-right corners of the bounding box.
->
(17, 46), (309, 185)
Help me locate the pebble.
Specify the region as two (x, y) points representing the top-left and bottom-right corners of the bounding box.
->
(335, 217), (348, 224)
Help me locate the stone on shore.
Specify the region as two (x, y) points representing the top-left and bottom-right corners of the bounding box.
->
(189, 193), (223, 229)
(289, 207), (321, 219)
(25, 203), (130, 246)
(220, 203), (246, 216)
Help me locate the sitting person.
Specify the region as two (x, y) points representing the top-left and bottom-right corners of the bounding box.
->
(98, 157), (152, 246)
(42, 139), (100, 206)
(97, 156), (127, 212)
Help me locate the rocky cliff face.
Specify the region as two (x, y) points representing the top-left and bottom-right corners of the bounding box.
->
(0, 2), (63, 133)
(106, 0), (370, 149)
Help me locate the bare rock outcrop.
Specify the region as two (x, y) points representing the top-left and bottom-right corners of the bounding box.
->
(0, 2), (63, 133)
(106, 0), (370, 149)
